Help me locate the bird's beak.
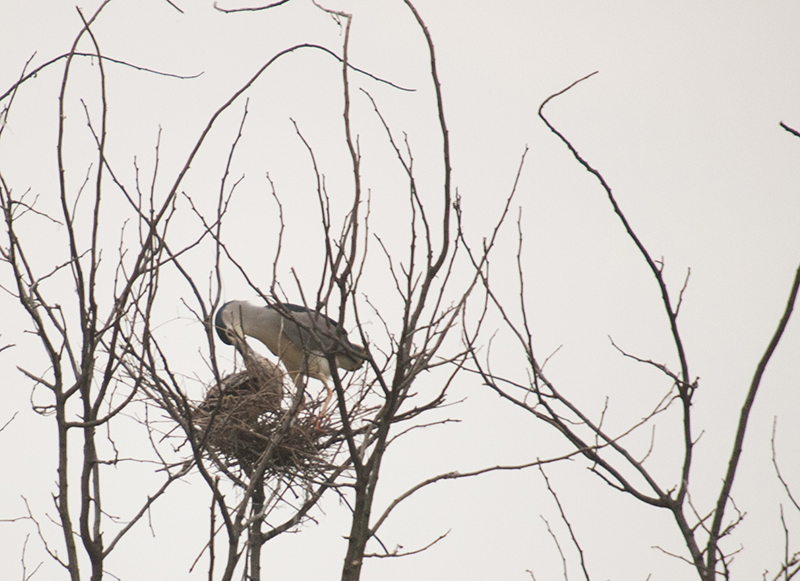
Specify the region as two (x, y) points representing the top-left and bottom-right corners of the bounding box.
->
(215, 307), (245, 347)
(227, 319), (247, 347)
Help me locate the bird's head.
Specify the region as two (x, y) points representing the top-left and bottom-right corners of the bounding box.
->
(214, 301), (244, 347)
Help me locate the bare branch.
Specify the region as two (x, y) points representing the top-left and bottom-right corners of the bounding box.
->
(370, 452), (585, 537)
(539, 464), (591, 581)
(707, 262), (800, 575)
(780, 122), (800, 139)
(213, 0), (292, 13)
(0, 52), (202, 104)
(772, 419), (800, 513)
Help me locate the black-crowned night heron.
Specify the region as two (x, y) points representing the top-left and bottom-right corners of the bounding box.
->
(214, 300), (366, 417)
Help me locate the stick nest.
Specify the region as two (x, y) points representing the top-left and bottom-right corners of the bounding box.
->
(193, 358), (334, 480)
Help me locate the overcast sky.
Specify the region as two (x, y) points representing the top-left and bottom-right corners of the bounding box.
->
(1, 1), (799, 580)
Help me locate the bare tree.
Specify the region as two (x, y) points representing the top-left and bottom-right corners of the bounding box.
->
(3, 3), (797, 581)
(0, 2), (547, 580)
(0, 3), (198, 579)
(464, 72), (800, 581)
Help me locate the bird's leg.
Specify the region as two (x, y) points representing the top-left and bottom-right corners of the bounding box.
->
(314, 382), (334, 430)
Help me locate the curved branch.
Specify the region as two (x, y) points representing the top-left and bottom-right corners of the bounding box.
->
(538, 72), (697, 512)
(706, 262), (800, 576)
(0, 52), (201, 103)
(369, 453), (582, 538)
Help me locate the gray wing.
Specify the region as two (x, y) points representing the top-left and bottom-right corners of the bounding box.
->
(277, 303), (365, 370)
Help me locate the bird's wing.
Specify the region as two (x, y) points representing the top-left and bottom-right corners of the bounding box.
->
(276, 304), (336, 355)
(280, 302), (338, 326)
(277, 303), (364, 364)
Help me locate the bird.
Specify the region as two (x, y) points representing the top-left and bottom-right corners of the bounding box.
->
(214, 300), (366, 419)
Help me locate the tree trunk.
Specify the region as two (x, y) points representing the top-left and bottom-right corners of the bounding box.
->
(249, 474), (265, 581)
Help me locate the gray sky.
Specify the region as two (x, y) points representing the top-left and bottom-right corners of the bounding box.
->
(1, 1), (799, 579)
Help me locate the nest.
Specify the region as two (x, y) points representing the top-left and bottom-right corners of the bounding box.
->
(193, 357), (331, 479)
